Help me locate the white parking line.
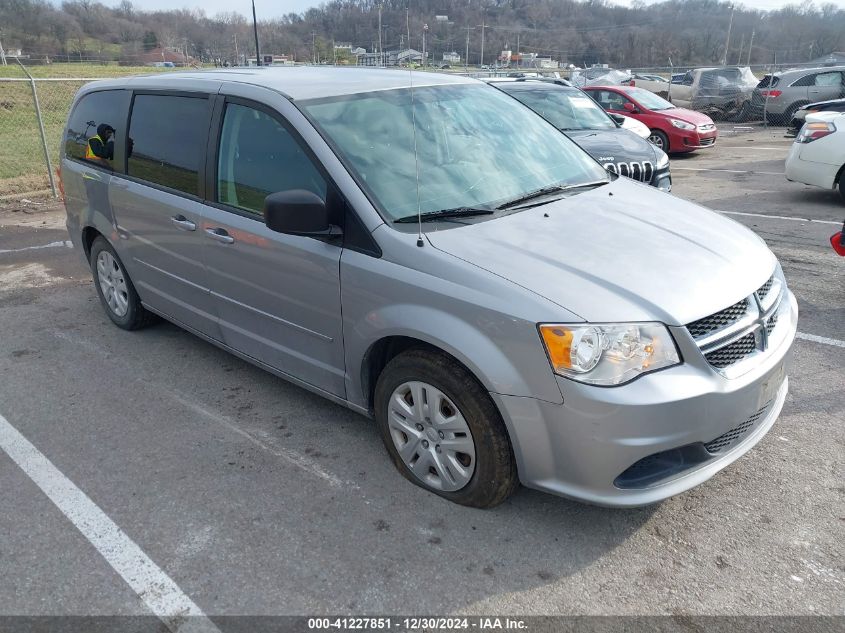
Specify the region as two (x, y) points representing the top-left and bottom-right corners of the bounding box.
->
(717, 210), (842, 225)
(0, 412), (221, 633)
(0, 240), (73, 254)
(796, 332), (845, 348)
(673, 167), (785, 175)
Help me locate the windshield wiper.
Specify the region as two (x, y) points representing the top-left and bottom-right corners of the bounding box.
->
(393, 207), (495, 223)
(496, 180), (609, 210)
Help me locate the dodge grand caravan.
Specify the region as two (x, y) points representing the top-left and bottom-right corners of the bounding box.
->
(62, 68), (797, 508)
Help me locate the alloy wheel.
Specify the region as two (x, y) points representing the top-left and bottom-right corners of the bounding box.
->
(96, 251), (129, 317)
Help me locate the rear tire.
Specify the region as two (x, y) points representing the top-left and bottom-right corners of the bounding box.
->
(648, 129), (670, 152)
(90, 237), (157, 330)
(374, 348), (518, 508)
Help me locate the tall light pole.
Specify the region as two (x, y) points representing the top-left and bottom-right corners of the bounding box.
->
(721, 5), (734, 66)
(251, 0), (261, 66)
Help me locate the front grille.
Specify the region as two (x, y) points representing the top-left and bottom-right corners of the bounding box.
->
(705, 332), (757, 369)
(698, 138), (716, 146)
(687, 299), (748, 340)
(704, 401), (772, 453)
(766, 314), (778, 335)
(757, 275), (774, 302)
(605, 161), (654, 183)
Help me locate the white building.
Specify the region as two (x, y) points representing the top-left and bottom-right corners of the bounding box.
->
(443, 51), (460, 64)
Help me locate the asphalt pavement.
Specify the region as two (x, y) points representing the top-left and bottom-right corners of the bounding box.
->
(0, 124), (843, 624)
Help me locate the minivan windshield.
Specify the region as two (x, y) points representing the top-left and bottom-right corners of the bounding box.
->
(301, 83), (608, 222)
(498, 84), (617, 131)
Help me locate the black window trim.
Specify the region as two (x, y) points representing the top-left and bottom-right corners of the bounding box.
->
(205, 94), (381, 257)
(63, 87), (132, 175)
(115, 89), (214, 203)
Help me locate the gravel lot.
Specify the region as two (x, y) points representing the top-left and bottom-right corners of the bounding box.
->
(0, 124), (843, 625)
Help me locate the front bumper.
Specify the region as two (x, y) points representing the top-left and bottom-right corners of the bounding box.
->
(493, 289), (798, 507)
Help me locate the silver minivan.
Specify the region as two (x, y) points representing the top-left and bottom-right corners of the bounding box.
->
(62, 68), (797, 508)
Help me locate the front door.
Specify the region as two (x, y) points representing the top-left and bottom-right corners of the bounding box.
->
(200, 99), (346, 397)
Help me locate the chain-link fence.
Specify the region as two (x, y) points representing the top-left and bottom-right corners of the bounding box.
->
(0, 61), (176, 201)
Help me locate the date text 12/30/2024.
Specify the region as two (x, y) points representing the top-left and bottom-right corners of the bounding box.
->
(307, 617), (528, 630)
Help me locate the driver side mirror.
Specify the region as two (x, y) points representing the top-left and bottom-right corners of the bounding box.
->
(609, 113), (626, 126)
(623, 102), (640, 114)
(263, 190), (342, 240)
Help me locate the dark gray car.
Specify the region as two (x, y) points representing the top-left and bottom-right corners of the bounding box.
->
(61, 68), (797, 508)
(487, 79), (671, 191)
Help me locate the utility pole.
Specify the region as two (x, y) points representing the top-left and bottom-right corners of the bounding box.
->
(377, 4), (383, 66)
(422, 23), (428, 68)
(462, 26), (472, 73)
(747, 29), (755, 65)
(312, 31), (317, 64)
(721, 5), (734, 66)
(251, 0), (261, 66)
(233, 33), (239, 66)
(0, 32), (7, 66)
(479, 15), (486, 68)
(406, 7), (411, 56)
(736, 33), (744, 65)
(516, 31), (519, 68)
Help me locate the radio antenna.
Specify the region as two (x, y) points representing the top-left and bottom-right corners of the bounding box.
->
(408, 62), (424, 247)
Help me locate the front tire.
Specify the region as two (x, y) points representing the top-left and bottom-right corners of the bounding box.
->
(648, 129), (670, 152)
(90, 236), (156, 330)
(374, 348), (518, 508)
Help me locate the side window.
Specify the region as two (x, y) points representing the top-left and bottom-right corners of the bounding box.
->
(127, 94), (210, 196)
(64, 90), (130, 170)
(595, 90), (628, 111)
(216, 103), (327, 215)
(815, 72), (841, 86)
(791, 73), (816, 87)
(682, 72), (694, 86)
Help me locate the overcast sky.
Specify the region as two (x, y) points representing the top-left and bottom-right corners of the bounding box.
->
(103, 0), (845, 19)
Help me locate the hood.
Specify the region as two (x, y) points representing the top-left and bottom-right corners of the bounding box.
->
(566, 128), (658, 164)
(426, 179), (775, 325)
(657, 107), (714, 126)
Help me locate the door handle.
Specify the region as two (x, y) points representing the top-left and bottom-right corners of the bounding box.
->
(170, 215), (197, 231)
(205, 227), (235, 244)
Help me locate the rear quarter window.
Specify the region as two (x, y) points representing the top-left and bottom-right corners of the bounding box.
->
(64, 90), (130, 170)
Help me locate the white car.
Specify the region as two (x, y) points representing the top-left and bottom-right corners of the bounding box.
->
(617, 113), (650, 139)
(785, 111), (845, 201)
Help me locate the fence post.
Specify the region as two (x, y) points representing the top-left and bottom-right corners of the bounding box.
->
(15, 59), (57, 198)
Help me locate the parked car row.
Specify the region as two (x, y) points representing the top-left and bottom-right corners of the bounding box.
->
(60, 67), (795, 509)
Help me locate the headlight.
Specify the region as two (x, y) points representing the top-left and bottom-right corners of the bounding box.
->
(669, 119), (695, 130)
(539, 323), (680, 386)
(655, 148), (669, 169)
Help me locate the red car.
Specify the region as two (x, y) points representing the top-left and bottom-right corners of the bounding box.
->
(584, 85), (718, 154)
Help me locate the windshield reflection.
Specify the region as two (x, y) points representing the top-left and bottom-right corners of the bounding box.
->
(302, 84), (608, 222)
